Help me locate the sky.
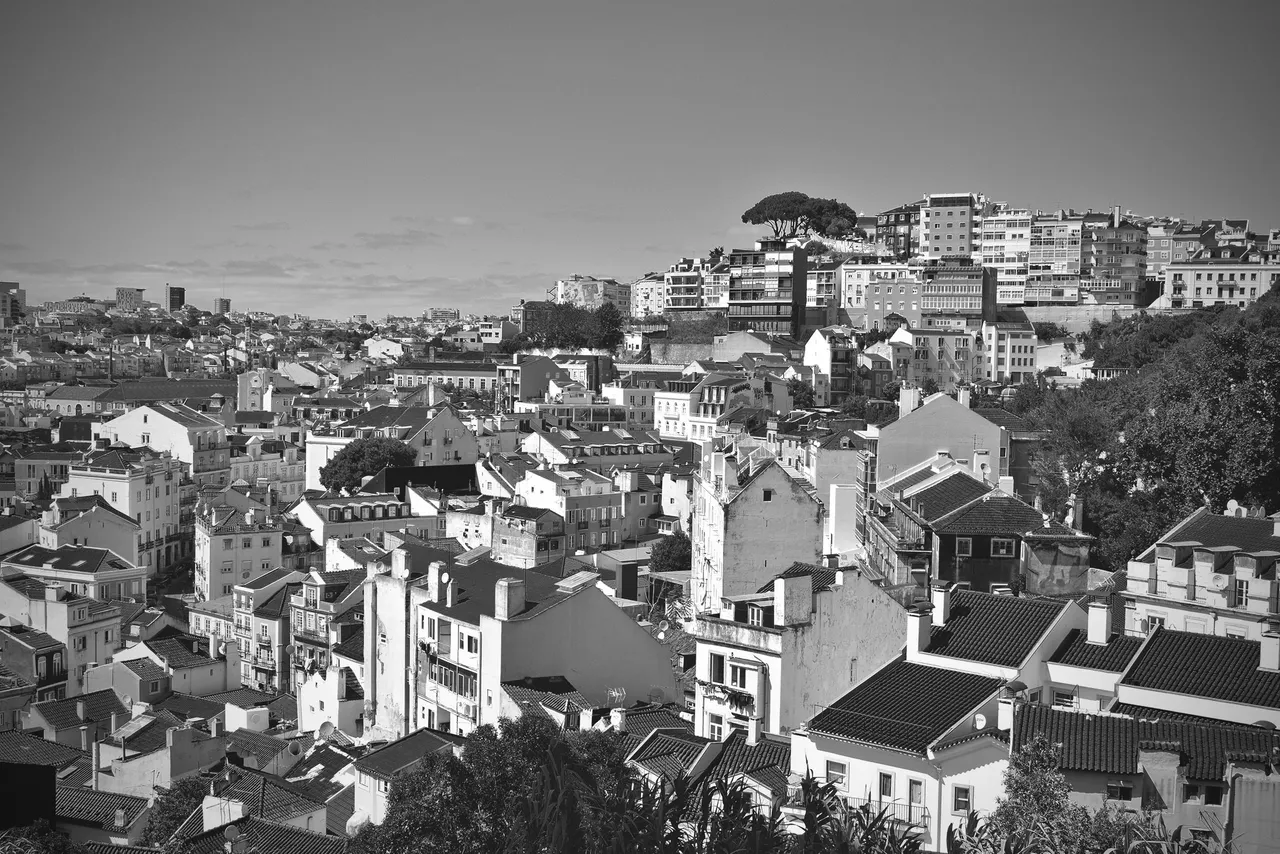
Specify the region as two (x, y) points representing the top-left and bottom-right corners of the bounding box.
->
(2, 0), (1277, 319)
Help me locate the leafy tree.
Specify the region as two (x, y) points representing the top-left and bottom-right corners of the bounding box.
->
(319, 437), (417, 494)
(0, 821), (88, 853)
(648, 530), (691, 575)
(881, 381), (902, 402)
(1032, 321), (1070, 342)
(803, 197), (859, 238)
(741, 191), (814, 239)
(707, 246), (724, 264)
(989, 735), (1091, 851)
(593, 302), (625, 352)
(143, 776), (209, 847)
(920, 377), (940, 397)
(788, 377), (816, 409)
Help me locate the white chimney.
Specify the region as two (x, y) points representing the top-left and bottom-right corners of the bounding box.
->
(906, 604), (933, 660)
(427, 561), (443, 602)
(494, 578), (525, 622)
(1087, 601), (1110, 645)
(931, 582), (954, 626)
(114, 807), (126, 829)
(445, 578), (456, 608)
(1261, 632), (1280, 672)
(997, 694), (1016, 732)
(80, 725), (89, 752)
(956, 387), (971, 408)
(609, 706), (627, 733)
(972, 449), (992, 483)
(390, 547), (410, 581)
(77, 700), (87, 721)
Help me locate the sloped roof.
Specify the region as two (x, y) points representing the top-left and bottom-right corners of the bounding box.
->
(1049, 629), (1144, 673)
(4, 544), (135, 575)
(154, 692), (224, 722)
(973, 407), (1033, 431)
(1120, 627), (1280, 710)
(284, 743), (358, 803)
(213, 766), (326, 822)
(1143, 508), (1280, 558)
(630, 731), (708, 780)
(325, 784), (355, 836)
(502, 676), (592, 719)
(30, 689), (126, 731)
(179, 815), (346, 854)
(56, 787), (149, 830)
(0, 729), (88, 769)
(759, 561), (837, 593)
(332, 627), (364, 663)
(0, 624), (63, 651)
(931, 491), (1085, 538)
(354, 727), (465, 782)
(807, 658), (1003, 753)
(227, 728), (292, 763)
(902, 472), (992, 522)
(147, 635), (218, 670)
(926, 590), (1067, 668)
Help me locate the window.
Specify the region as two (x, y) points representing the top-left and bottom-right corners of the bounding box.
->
(1183, 783), (1201, 803)
(708, 653), (725, 684)
(761, 489), (773, 503)
(956, 538), (972, 557)
(149, 680), (161, 693)
(909, 779), (924, 808)
(1204, 785), (1224, 806)
(1234, 578), (1249, 608)
(991, 538), (1015, 557)
(708, 714), (724, 741)
(1053, 690), (1076, 709)
(953, 786), (972, 814)
(729, 664), (749, 689)
(878, 773), (893, 800)
(1146, 614), (1166, 632)
(1106, 783), (1133, 801)
(825, 761), (846, 788)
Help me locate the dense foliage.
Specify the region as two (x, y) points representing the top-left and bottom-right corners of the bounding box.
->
(319, 436), (417, 494)
(787, 377), (816, 409)
(741, 192), (858, 239)
(647, 530), (692, 576)
(1012, 295), (1280, 570)
(141, 776), (210, 847)
(503, 303), (625, 352)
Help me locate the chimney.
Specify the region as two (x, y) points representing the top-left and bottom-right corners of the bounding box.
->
(45, 582), (64, 602)
(906, 603), (933, 659)
(971, 449), (991, 483)
(110, 712), (119, 733)
(931, 582), (955, 626)
(114, 807), (126, 829)
(77, 700), (87, 721)
(427, 561), (443, 602)
(609, 706), (627, 733)
(898, 386), (921, 419)
(1087, 601), (1111, 645)
(209, 716), (221, 738)
(91, 741), (100, 789)
(823, 553), (839, 569)
(997, 692), (1017, 732)
(772, 574), (813, 627)
(1261, 631), (1280, 672)
(956, 386), (971, 408)
(495, 578), (525, 621)
(1112, 205), (1121, 228)
(80, 725), (89, 752)
(1273, 516), (1280, 538)
(390, 547), (410, 581)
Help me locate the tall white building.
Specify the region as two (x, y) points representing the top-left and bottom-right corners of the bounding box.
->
(980, 207), (1034, 305)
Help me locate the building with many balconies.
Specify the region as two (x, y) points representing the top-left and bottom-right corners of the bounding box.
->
(233, 568), (306, 693)
(724, 241), (808, 339)
(289, 569), (364, 695)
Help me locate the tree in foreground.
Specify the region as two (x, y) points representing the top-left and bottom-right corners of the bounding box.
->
(141, 776), (210, 847)
(319, 436), (417, 494)
(787, 377), (817, 409)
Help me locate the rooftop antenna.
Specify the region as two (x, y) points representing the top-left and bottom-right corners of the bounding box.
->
(606, 687), (626, 708)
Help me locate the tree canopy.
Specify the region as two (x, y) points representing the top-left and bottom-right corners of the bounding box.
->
(741, 192), (858, 239)
(511, 303), (627, 353)
(648, 530), (691, 576)
(787, 377), (816, 409)
(319, 436), (417, 494)
(142, 776), (209, 847)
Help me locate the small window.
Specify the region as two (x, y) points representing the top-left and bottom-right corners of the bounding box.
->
(761, 489), (773, 503)
(1183, 783), (1201, 803)
(1106, 783), (1133, 801)
(956, 538), (972, 557)
(878, 773), (893, 800)
(708, 653), (725, 684)
(953, 785), (972, 814)
(825, 761), (846, 788)
(1053, 690), (1076, 709)
(991, 538), (1015, 557)
(729, 664), (749, 689)
(1204, 785), (1224, 806)
(708, 714), (724, 742)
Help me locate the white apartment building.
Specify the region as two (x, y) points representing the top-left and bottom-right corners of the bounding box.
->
(99, 403), (230, 488)
(0, 576), (122, 696)
(195, 506), (285, 600)
(980, 207), (1034, 305)
(919, 192), (986, 261)
(514, 467), (625, 552)
(630, 272), (665, 319)
(980, 318), (1038, 384)
(229, 436), (305, 501)
(61, 449), (186, 573)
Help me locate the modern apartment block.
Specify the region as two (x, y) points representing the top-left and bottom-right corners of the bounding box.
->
(213, 297), (232, 315)
(115, 288), (146, 311)
(1025, 211), (1084, 305)
(980, 207), (1033, 305)
(664, 257), (708, 312)
(553, 275), (632, 311)
(919, 192), (985, 261)
(724, 241), (808, 339)
(164, 285), (186, 312)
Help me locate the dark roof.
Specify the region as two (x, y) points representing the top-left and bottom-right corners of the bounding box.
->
(973, 407), (1033, 431)
(122, 658), (168, 682)
(284, 743), (358, 803)
(419, 558), (568, 625)
(0, 624), (64, 651)
(931, 491), (1083, 538)
(905, 473), (992, 522)
(147, 635), (218, 670)
(227, 728), (292, 762)
(807, 658), (1003, 753)
(710, 730), (790, 794)
(0, 729), (87, 769)
(326, 783), (355, 836)
(884, 466), (936, 493)
(3, 544), (134, 575)
(30, 689), (127, 731)
(502, 677), (592, 718)
(204, 687), (280, 709)
(1120, 627), (1280, 710)
(254, 584), (301, 619)
(1147, 508), (1280, 556)
(1014, 703), (1280, 781)
(332, 627), (364, 663)
(179, 815), (346, 854)
(56, 787), (149, 830)
(212, 766), (325, 822)
(154, 692), (224, 722)
(630, 731), (708, 780)
(926, 590), (1066, 668)
(105, 710), (192, 753)
(758, 561), (836, 593)
(354, 727), (465, 781)
(1049, 629), (1144, 672)
(1108, 703), (1273, 729)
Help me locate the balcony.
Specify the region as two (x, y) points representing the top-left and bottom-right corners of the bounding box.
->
(782, 792), (929, 829)
(37, 669), (68, 688)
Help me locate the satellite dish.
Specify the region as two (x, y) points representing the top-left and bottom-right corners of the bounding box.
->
(440, 571), (450, 585)
(318, 721), (336, 741)
(224, 826), (240, 842)
(288, 740), (302, 756)
(122, 695), (133, 708)
(1210, 574), (1230, 592)
(657, 631), (665, 641)
(657, 620), (670, 632)
(974, 713), (987, 730)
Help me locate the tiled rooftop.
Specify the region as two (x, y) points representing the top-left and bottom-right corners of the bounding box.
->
(1120, 627), (1280, 710)
(926, 590), (1066, 668)
(354, 727), (465, 782)
(1049, 629), (1144, 672)
(30, 689), (127, 731)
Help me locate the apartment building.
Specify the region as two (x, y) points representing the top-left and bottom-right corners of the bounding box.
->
(194, 505), (284, 600)
(1, 545), (146, 602)
(875, 201), (921, 260)
(115, 288), (145, 311)
(806, 257), (844, 310)
(629, 271), (666, 319)
(1165, 245), (1280, 309)
(289, 569), (364, 695)
(61, 448), (187, 572)
(980, 207), (1034, 305)
(724, 241), (809, 339)
(289, 493), (415, 544)
(489, 505), (566, 569)
(919, 192), (985, 261)
(885, 325), (982, 394)
(980, 316), (1038, 384)
(1080, 208), (1148, 306)
(0, 625), (68, 703)
(802, 327), (856, 406)
(39, 495), (142, 566)
(514, 467), (624, 552)
(99, 403), (230, 488)
(520, 425), (671, 472)
(228, 436), (305, 502)
(1025, 212), (1084, 305)
(0, 577), (122, 696)
(233, 568), (306, 693)
(690, 447), (824, 614)
(553, 275), (631, 310)
(693, 565), (905, 741)
(599, 381), (656, 429)
(13, 448), (80, 499)
(919, 262), (995, 320)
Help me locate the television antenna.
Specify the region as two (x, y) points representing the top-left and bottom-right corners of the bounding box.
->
(606, 687), (626, 708)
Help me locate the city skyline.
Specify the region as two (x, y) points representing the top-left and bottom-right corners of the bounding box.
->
(3, 0), (1277, 317)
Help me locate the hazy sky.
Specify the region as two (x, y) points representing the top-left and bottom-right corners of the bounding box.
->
(3, 1), (1277, 318)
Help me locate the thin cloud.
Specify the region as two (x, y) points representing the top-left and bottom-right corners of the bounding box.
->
(234, 221), (291, 232)
(329, 258), (376, 269)
(353, 229), (442, 250)
(0, 242), (26, 252)
(312, 240), (349, 251)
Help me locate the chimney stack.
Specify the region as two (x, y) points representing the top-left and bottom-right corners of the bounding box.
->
(77, 700), (87, 721)
(1112, 205), (1121, 229)
(427, 561), (443, 602)
(110, 712), (119, 733)
(445, 578), (456, 608)
(609, 706), (627, 733)
(80, 725), (89, 752)
(390, 547), (411, 581)
(931, 582), (955, 626)
(907, 603), (933, 660)
(494, 578), (526, 621)
(1086, 601), (1111, 645)
(1261, 631), (1280, 672)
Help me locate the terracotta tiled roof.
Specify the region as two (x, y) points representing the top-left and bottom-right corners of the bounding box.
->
(926, 590), (1066, 668)
(180, 815), (346, 854)
(30, 689), (126, 731)
(1107, 703), (1272, 729)
(56, 787), (149, 830)
(905, 473), (992, 522)
(1147, 508), (1280, 556)
(807, 658), (1003, 753)
(629, 731), (708, 780)
(931, 491), (1081, 537)
(1120, 627), (1280, 710)
(325, 784), (355, 837)
(354, 727), (465, 782)
(1049, 629), (1144, 673)
(211, 766), (325, 822)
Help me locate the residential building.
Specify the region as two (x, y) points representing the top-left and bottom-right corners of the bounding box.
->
(980, 206), (1034, 305)
(164, 284), (186, 312)
(629, 271), (666, 319)
(349, 727), (466, 829)
(806, 257), (843, 310)
(802, 327), (856, 406)
(13, 447), (80, 498)
(724, 241), (809, 339)
(115, 288), (145, 311)
(514, 467), (624, 552)
(38, 495), (142, 566)
(288, 493), (415, 544)
(1165, 244), (1280, 309)
(1123, 506), (1280, 640)
(980, 315), (1038, 384)
(232, 568), (306, 693)
(1080, 208), (1149, 306)
(490, 505), (566, 569)
(23, 688), (129, 749)
(919, 192), (985, 261)
(391, 361), (497, 393)
(228, 436), (305, 501)
(693, 564), (905, 740)
(625, 728), (791, 811)
(1025, 212), (1084, 305)
(918, 261), (994, 320)
(361, 545), (677, 741)
(553, 274), (632, 311)
(1, 545), (146, 602)
(520, 425), (670, 472)
(664, 257), (708, 312)
(599, 380), (657, 428)
(61, 447), (187, 572)
(289, 569), (364, 694)
(0, 624), (68, 704)
(875, 201), (921, 260)
(194, 504), (284, 600)
(690, 447), (824, 613)
(495, 353), (562, 410)
(188, 594), (235, 649)
(213, 297), (232, 315)
(0, 577), (121, 695)
(82, 656), (172, 706)
(110, 633), (239, 697)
